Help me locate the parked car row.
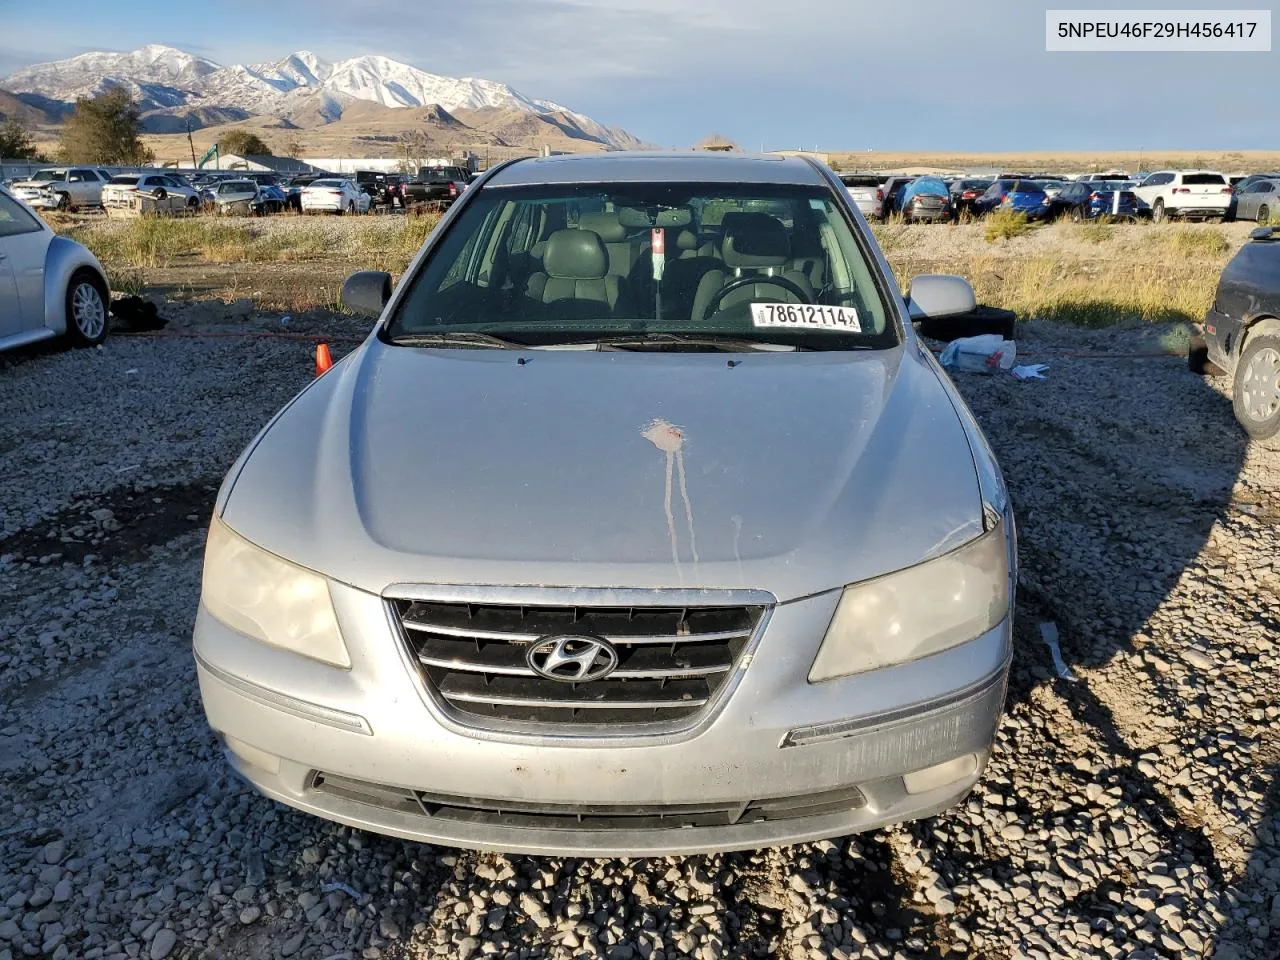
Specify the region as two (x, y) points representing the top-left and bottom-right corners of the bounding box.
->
(839, 167), (1259, 224)
(0, 164), (481, 218)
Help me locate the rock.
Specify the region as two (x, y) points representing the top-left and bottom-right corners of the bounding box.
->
(1001, 824), (1026, 842)
(42, 841), (66, 865)
(1183, 649), (1213, 670)
(238, 906), (261, 924)
(149, 930), (176, 960)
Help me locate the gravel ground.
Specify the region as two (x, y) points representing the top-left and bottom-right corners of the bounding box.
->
(0, 301), (1277, 960)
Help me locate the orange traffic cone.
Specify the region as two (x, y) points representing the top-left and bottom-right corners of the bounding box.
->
(315, 343), (333, 377)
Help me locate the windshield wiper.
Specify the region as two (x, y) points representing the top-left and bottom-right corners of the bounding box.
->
(588, 333), (811, 353)
(387, 331), (526, 349)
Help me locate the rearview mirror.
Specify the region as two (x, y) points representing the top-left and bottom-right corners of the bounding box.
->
(905, 274), (976, 321)
(341, 271), (393, 318)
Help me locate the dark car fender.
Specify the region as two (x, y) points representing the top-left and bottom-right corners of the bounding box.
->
(43, 235), (108, 335)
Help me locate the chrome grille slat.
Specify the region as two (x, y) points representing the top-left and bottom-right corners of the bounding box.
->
(437, 673), (710, 709)
(401, 620), (752, 645)
(390, 597), (765, 731)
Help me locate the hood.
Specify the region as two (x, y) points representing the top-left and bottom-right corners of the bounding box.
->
(221, 341), (984, 601)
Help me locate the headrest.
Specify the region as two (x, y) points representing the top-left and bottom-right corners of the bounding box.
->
(617, 206), (694, 229)
(576, 212), (627, 243)
(543, 228), (609, 280)
(675, 229), (698, 251)
(721, 212), (790, 268)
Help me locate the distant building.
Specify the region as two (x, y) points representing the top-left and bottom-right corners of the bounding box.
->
(303, 153), (478, 174)
(215, 154), (319, 174)
(695, 135), (738, 152)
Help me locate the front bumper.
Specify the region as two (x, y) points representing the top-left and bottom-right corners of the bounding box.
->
(194, 582), (1012, 856)
(13, 190), (57, 209)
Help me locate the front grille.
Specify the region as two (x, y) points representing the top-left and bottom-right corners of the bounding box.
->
(389, 597), (765, 730)
(311, 772), (865, 830)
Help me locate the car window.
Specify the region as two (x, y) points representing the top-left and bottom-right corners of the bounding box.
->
(1182, 173), (1226, 186)
(388, 181), (897, 351)
(0, 192), (45, 237)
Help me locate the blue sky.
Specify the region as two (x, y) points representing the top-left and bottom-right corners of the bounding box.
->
(0, 0), (1275, 150)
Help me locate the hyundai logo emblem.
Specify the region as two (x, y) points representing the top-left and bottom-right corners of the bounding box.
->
(526, 635), (619, 683)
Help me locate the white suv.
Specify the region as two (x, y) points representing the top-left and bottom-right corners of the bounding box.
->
(1133, 170), (1232, 222)
(7, 167), (109, 211)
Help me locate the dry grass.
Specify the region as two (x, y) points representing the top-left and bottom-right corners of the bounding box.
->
(49, 210), (1238, 330)
(57, 213), (442, 275)
(1152, 226), (1229, 258)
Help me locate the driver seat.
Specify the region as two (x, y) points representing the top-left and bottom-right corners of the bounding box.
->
(690, 213), (813, 322)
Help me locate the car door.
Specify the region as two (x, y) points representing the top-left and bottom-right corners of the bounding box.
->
(1252, 182), (1277, 221)
(0, 191), (53, 335)
(1236, 183), (1261, 221)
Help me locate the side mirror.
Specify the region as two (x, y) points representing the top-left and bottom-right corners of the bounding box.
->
(341, 270), (393, 318)
(905, 274), (976, 321)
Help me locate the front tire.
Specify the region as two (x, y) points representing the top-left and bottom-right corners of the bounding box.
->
(64, 270), (108, 347)
(1153, 199), (1166, 222)
(1258, 204), (1270, 224)
(1234, 333), (1280, 440)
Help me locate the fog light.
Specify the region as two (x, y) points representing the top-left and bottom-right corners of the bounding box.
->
(224, 735), (281, 775)
(902, 754), (978, 795)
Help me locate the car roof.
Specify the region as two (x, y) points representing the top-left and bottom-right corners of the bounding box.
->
(486, 151), (828, 187)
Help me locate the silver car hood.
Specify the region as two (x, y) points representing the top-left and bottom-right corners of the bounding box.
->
(221, 340), (983, 602)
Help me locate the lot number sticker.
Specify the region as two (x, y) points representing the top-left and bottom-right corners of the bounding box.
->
(750, 302), (861, 332)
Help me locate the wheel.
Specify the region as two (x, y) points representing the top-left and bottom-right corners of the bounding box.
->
(1258, 204), (1270, 224)
(346, 201), (355, 215)
(1153, 199), (1166, 222)
(1070, 205), (1084, 222)
(55, 192), (70, 211)
(1233, 333), (1280, 440)
(64, 270), (108, 347)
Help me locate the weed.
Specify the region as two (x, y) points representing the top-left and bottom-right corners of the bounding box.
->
(1079, 221), (1114, 244)
(984, 210), (1032, 243)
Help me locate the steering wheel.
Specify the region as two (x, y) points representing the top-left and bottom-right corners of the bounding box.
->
(701, 275), (813, 321)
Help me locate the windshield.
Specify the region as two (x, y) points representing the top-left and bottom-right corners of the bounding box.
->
(386, 181), (896, 351)
(109, 176), (140, 185)
(30, 171), (66, 182)
(220, 182), (255, 193)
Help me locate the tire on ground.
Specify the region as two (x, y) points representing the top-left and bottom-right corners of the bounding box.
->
(64, 268), (109, 347)
(1232, 332), (1280, 441)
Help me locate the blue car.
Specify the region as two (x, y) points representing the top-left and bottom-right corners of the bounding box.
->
(974, 179), (1059, 220)
(898, 176), (954, 222)
(257, 183), (287, 213)
(1085, 182), (1146, 220)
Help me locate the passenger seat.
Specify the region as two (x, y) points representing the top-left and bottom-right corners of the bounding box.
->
(525, 228), (627, 318)
(578, 212), (635, 281)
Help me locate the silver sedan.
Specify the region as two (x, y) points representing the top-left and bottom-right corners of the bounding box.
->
(194, 152), (1016, 856)
(0, 186), (110, 352)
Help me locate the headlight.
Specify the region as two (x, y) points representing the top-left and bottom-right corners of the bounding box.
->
(201, 516), (351, 668)
(808, 522), (1010, 682)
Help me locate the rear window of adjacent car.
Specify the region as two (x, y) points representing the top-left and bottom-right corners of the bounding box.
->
(1182, 173), (1226, 186)
(109, 176), (140, 185)
(840, 176), (880, 188)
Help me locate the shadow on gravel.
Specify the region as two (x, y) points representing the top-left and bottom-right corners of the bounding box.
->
(952, 360), (1273, 957)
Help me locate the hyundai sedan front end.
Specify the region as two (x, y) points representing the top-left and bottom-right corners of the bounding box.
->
(194, 152), (1016, 856)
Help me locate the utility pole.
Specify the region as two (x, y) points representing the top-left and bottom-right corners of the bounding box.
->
(186, 120), (197, 170)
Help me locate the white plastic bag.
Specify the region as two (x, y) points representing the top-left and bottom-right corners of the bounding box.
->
(938, 334), (1016, 374)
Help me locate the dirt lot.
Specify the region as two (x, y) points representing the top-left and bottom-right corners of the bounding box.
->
(0, 286), (1277, 960)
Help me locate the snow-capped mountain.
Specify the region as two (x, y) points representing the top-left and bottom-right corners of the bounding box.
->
(0, 45), (644, 149)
